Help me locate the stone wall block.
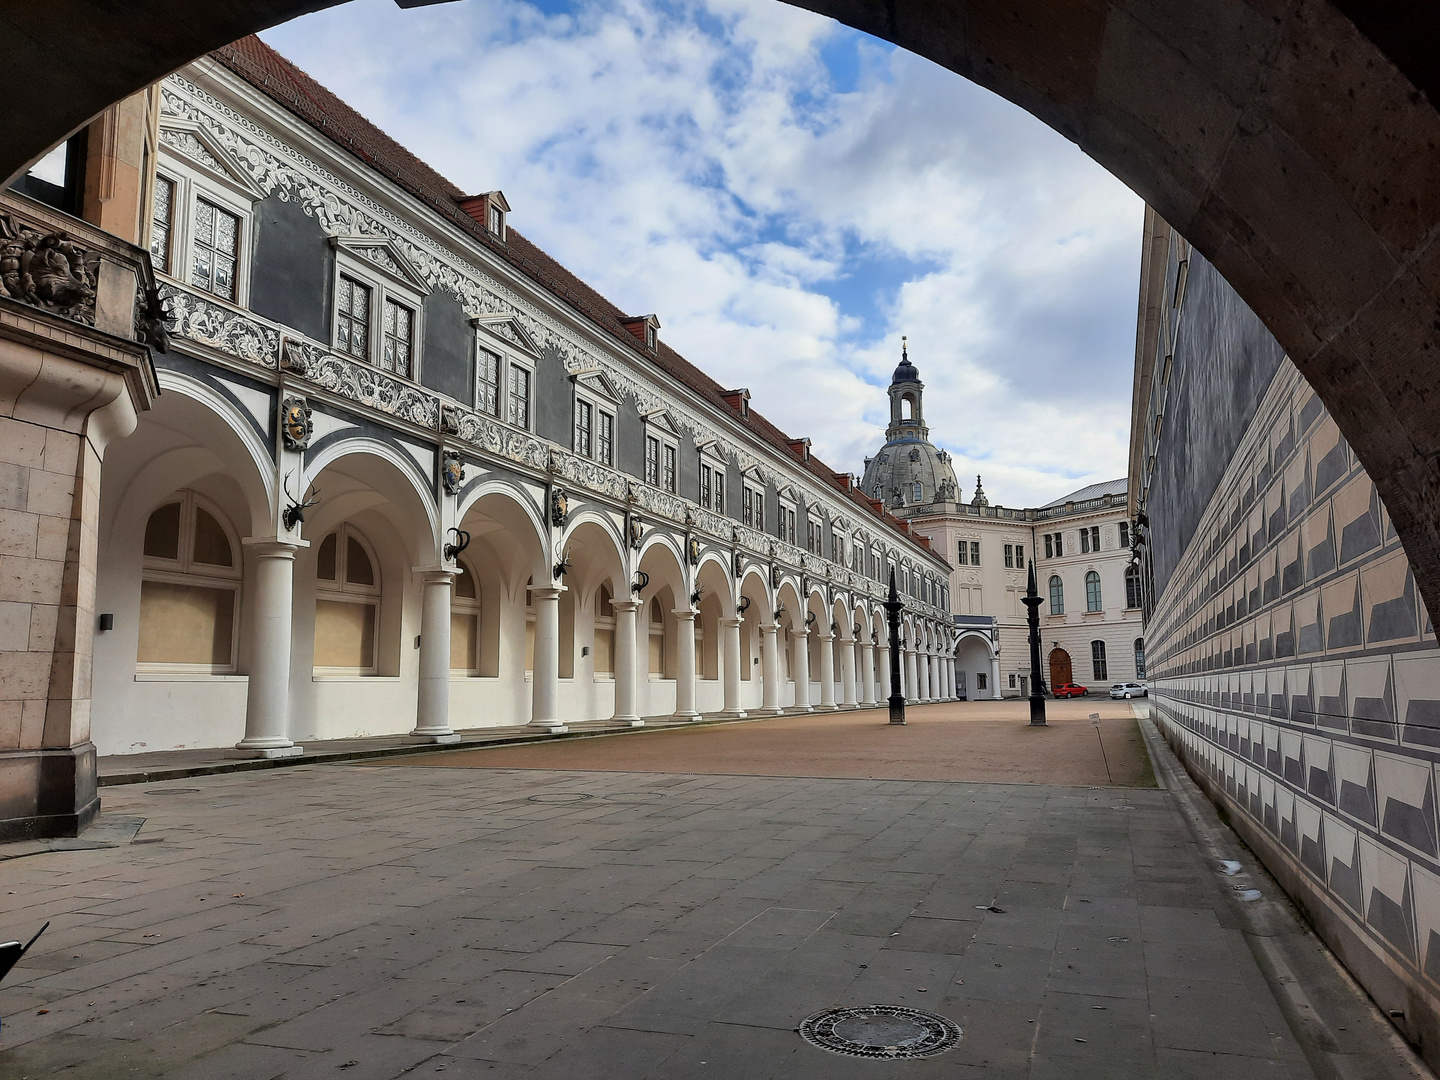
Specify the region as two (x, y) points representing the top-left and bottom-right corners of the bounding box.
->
(40, 428), (79, 477)
(0, 555), (65, 604)
(35, 513), (67, 561)
(0, 600), (29, 651)
(0, 461), (28, 512)
(0, 508), (37, 557)
(0, 700), (20, 750)
(19, 699), (46, 750)
(26, 603), (55, 653)
(25, 469), (76, 519)
(0, 417), (46, 471)
(0, 650), (52, 700)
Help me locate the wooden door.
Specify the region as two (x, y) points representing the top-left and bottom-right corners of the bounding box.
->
(1049, 648), (1072, 689)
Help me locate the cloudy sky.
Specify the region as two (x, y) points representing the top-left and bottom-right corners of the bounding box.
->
(262, 0), (1143, 507)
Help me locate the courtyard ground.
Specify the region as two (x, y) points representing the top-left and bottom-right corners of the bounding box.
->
(0, 703), (1425, 1078)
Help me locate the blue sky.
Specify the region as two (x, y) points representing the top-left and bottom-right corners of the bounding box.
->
(262, 0), (1143, 506)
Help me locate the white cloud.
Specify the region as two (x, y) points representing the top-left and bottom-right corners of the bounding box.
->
(262, 0), (1142, 508)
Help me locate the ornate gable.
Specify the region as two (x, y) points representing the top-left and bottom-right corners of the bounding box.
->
(331, 237), (429, 293)
(158, 121), (265, 198)
(474, 316), (541, 358)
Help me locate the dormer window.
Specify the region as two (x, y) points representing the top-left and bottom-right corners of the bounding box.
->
(457, 190), (510, 242)
(489, 203), (503, 235)
(646, 324), (656, 350)
(623, 314), (661, 352)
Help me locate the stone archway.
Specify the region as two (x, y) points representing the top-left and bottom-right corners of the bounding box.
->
(1049, 647), (1072, 690)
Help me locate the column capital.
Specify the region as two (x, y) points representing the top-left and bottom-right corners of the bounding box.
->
(243, 536), (308, 557)
(412, 565), (461, 583)
(672, 607), (697, 621)
(789, 626), (809, 638)
(720, 616), (744, 628)
(610, 598), (641, 613)
(531, 585), (563, 601)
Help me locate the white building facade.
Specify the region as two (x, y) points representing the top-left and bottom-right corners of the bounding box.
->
(860, 347), (1144, 697)
(82, 38), (955, 758)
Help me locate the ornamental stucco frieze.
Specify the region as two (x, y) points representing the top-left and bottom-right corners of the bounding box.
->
(547, 448), (630, 504)
(161, 284), (278, 367)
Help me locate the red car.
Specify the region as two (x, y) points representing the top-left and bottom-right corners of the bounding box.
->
(1052, 683), (1089, 698)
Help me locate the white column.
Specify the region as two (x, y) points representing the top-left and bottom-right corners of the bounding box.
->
(877, 644), (891, 700)
(860, 643), (876, 706)
(929, 650), (941, 701)
(674, 608), (698, 718)
(790, 627), (812, 713)
(990, 655), (1001, 700)
(905, 648), (918, 703)
(759, 622), (783, 716)
(530, 586), (567, 733)
(816, 632), (837, 711)
(721, 616), (745, 718)
(611, 598), (643, 726)
(840, 637), (858, 708)
(233, 539), (303, 758)
(411, 569), (460, 742)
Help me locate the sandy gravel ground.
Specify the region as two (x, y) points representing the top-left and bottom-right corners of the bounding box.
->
(375, 699), (1157, 787)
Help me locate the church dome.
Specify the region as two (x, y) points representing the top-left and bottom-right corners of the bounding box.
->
(860, 338), (960, 511)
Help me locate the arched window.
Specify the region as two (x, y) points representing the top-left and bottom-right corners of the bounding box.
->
(901, 396), (914, 420)
(138, 491), (241, 672)
(314, 524), (380, 673)
(1091, 639), (1108, 681)
(1085, 570), (1102, 612)
(648, 597), (665, 676)
(1124, 564), (1142, 609)
(912, 482), (923, 503)
(593, 583), (615, 676)
(1048, 575), (1064, 615)
(1134, 638), (1146, 680)
(451, 559), (480, 673)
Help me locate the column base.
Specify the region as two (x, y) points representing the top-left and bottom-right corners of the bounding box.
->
(0, 744), (100, 841)
(860, 700), (878, 709)
(673, 711), (700, 721)
(838, 703), (858, 710)
(717, 709), (747, 719)
(227, 744), (304, 759)
(812, 703), (839, 713)
(754, 707), (786, 717)
(529, 722), (570, 734)
(409, 732), (462, 744)
(786, 705), (814, 715)
(612, 716), (645, 728)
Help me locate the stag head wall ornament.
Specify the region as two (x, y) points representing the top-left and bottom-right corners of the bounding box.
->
(281, 471), (321, 531)
(550, 487), (569, 528)
(444, 527), (471, 562)
(631, 570), (650, 596)
(553, 550), (572, 581)
(280, 396), (312, 451)
(737, 596), (751, 615)
(690, 587), (703, 607)
(441, 450), (465, 496)
(687, 536), (700, 567)
(806, 612), (817, 628)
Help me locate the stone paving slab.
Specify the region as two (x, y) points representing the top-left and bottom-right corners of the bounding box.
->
(0, 756), (1331, 1079)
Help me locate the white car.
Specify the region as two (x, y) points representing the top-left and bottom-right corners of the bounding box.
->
(1109, 682), (1148, 699)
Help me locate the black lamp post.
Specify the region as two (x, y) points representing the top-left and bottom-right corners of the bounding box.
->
(1021, 561), (1048, 726)
(885, 568), (905, 725)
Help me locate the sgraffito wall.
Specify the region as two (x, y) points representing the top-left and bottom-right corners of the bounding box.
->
(1142, 239), (1440, 1062)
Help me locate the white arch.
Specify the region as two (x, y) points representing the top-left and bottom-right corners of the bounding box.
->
(560, 508), (626, 569)
(457, 476), (548, 550)
(154, 370), (275, 523)
(304, 436), (440, 546)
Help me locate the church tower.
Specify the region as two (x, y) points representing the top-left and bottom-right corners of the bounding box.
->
(885, 335), (928, 442)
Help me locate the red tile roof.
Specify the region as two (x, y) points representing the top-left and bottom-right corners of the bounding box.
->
(210, 36), (943, 566)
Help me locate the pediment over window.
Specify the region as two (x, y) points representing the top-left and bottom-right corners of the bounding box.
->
(642, 409), (679, 436)
(573, 369), (621, 404)
(331, 237), (430, 293)
(473, 316), (541, 358)
(158, 121), (264, 198)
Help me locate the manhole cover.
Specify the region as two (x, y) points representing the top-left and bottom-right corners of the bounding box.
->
(526, 792), (593, 803)
(145, 788), (200, 794)
(603, 792), (667, 803)
(798, 1005), (961, 1059)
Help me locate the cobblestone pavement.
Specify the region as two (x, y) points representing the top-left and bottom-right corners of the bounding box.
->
(0, 730), (1373, 1079)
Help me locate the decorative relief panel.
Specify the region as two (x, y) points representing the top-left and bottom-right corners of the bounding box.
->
(0, 211), (100, 325)
(549, 448), (630, 504)
(161, 284), (277, 367)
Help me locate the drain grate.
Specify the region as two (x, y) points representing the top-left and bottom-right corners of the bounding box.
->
(526, 792), (593, 803)
(798, 1005), (961, 1059)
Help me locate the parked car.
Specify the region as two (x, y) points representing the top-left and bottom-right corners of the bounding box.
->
(1109, 682), (1149, 699)
(1052, 683), (1088, 698)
